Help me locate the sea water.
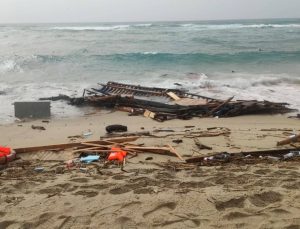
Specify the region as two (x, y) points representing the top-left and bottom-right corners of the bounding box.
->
(0, 18), (300, 122)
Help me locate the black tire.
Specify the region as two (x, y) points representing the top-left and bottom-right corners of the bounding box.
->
(106, 125), (128, 133)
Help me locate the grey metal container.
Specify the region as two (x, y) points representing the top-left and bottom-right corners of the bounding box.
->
(14, 101), (51, 119)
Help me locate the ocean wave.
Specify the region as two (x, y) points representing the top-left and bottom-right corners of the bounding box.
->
(38, 22), (300, 32)
(51, 25), (130, 31)
(100, 51), (300, 64)
(180, 23), (300, 30)
(1, 51), (300, 72)
(142, 52), (158, 55)
(0, 59), (22, 74)
(218, 74), (300, 89)
(133, 23), (152, 27)
(50, 23), (152, 31)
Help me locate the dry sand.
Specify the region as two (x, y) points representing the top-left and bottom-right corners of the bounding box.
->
(0, 112), (300, 228)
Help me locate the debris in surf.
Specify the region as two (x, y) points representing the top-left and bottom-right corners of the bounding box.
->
(64, 81), (295, 122)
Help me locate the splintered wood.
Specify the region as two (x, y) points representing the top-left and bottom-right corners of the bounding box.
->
(70, 81), (294, 122)
(14, 136), (184, 161)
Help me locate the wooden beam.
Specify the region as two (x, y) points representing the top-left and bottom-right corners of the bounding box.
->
(209, 96), (234, 115)
(167, 144), (184, 161)
(167, 92), (181, 101)
(14, 136), (139, 154)
(277, 134), (300, 146)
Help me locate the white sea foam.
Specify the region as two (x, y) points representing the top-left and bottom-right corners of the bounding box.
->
(0, 82), (92, 123)
(143, 52), (158, 55)
(133, 23), (152, 27)
(0, 59), (22, 74)
(51, 25), (130, 31)
(181, 23), (300, 30)
(50, 24), (152, 31)
(141, 72), (300, 110)
(0, 73), (299, 124)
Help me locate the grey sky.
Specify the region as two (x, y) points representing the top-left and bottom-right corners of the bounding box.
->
(1, 0), (300, 23)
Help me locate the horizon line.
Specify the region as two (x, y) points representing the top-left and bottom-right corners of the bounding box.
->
(1, 17), (299, 25)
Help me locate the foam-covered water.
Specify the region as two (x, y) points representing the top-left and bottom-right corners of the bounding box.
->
(0, 18), (300, 123)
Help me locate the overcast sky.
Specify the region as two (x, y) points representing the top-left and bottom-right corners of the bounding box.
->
(1, 0), (300, 23)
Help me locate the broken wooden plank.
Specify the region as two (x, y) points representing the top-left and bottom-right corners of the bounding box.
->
(186, 147), (300, 163)
(175, 98), (208, 106)
(167, 92), (181, 101)
(104, 131), (151, 138)
(143, 109), (156, 119)
(194, 139), (212, 150)
(209, 96), (234, 115)
(14, 136), (139, 154)
(167, 144), (184, 161)
(123, 146), (176, 157)
(277, 134), (300, 146)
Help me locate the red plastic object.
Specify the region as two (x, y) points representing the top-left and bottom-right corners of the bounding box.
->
(0, 146), (11, 154)
(108, 147), (127, 162)
(0, 146), (11, 158)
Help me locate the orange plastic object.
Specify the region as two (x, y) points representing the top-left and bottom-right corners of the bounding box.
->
(108, 147), (127, 162)
(0, 146), (11, 157)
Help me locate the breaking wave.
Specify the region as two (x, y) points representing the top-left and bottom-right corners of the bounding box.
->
(51, 25), (130, 31)
(1, 51), (300, 74)
(96, 51), (300, 64)
(49, 23), (300, 31)
(0, 59), (22, 74)
(180, 23), (300, 30)
(50, 23), (153, 31)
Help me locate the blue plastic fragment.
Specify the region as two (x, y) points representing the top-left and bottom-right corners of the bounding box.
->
(34, 167), (44, 172)
(80, 155), (100, 163)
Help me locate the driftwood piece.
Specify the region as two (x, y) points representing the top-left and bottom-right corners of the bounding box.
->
(39, 94), (71, 101)
(72, 146), (103, 153)
(209, 96), (234, 115)
(277, 134), (300, 146)
(79, 142), (175, 157)
(167, 144), (184, 161)
(172, 139), (183, 144)
(194, 139), (212, 150)
(104, 131), (151, 138)
(261, 128), (294, 132)
(14, 136), (139, 154)
(31, 125), (46, 130)
(167, 92), (181, 101)
(186, 148), (300, 164)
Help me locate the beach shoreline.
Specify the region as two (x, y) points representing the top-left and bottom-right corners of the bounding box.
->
(1, 111), (299, 149)
(0, 112), (300, 228)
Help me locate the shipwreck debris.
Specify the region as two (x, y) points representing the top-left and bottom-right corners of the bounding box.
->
(277, 134), (300, 146)
(186, 148), (300, 165)
(65, 81), (295, 122)
(194, 139), (212, 150)
(15, 101), (51, 119)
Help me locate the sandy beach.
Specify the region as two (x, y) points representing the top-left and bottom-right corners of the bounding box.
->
(1, 1), (300, 228)
(0, 112), (300, 228)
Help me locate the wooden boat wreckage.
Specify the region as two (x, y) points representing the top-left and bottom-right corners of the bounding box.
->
(42, 81), (294, 122)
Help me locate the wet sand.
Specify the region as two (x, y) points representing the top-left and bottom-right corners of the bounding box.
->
(0, 112), (300, 228)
